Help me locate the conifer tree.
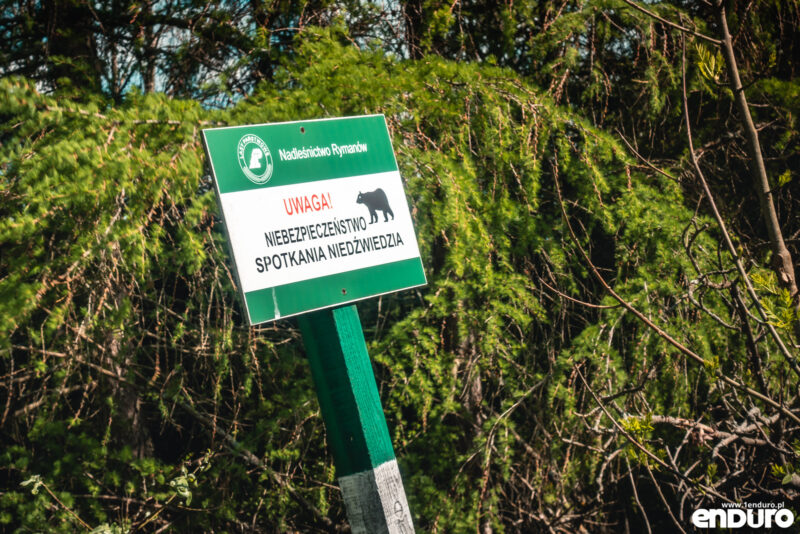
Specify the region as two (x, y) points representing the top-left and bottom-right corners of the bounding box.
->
(2, 2), (799, 532)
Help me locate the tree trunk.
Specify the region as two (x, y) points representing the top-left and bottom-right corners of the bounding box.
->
(143, 1), (157, 93)
(716, 4), (800, 338)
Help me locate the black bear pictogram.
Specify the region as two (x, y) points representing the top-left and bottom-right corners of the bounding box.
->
(356, 189), (394, 223)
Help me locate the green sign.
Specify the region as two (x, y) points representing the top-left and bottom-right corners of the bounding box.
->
(202, 115), (427, 324)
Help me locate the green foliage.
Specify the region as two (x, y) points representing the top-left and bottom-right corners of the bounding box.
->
(2, 2), (800, 531)
(90, 524), (127, 534)
(170, 468), (197, 506)
(19, 475), (43, 495)
(696, 43), (723, 84)
(751, 270), (798, 332)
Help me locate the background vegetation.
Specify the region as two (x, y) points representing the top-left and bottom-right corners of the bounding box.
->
(1, 1), (799, 532)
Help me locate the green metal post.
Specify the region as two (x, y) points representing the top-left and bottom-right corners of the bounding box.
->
(298, 304), (414, 533)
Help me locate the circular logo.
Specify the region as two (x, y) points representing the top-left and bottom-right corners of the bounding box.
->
(237, 134), (273, 184)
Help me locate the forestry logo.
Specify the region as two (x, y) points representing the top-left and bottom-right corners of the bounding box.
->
(237, 134), (273, 184)
(691, 502), (794, 529)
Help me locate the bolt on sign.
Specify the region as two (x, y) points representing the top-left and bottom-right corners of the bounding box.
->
(201, 115), (427, 325)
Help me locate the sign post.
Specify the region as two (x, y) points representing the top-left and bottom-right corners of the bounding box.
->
(299, 305), (413, 532)
(202, 115), (423, 532)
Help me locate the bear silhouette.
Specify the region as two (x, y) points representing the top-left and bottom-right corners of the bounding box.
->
(356, 189), (394, 223)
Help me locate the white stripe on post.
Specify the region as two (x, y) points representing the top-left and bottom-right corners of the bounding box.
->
(338, 459), (414, 534)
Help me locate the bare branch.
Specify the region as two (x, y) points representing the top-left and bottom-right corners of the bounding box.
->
(680, 34), (800, 377)
(618, 0), (721, 46)
(715, 5), (800, 339)
(553, 158), (800, 425)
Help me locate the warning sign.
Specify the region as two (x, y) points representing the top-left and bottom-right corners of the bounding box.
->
(202, 115), (427, 324)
